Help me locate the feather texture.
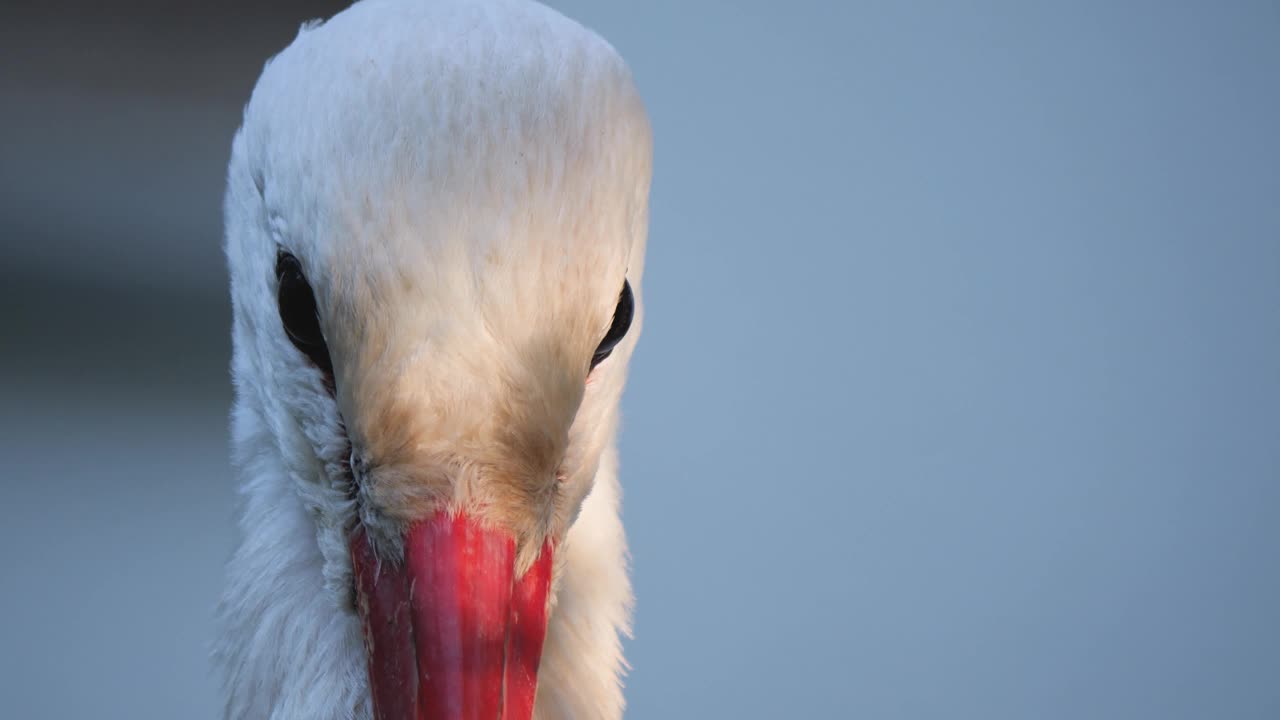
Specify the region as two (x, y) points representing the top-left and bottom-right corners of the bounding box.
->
(214, 1), (651, 717)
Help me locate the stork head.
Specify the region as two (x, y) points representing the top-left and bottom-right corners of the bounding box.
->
(222, 1), (650, 717)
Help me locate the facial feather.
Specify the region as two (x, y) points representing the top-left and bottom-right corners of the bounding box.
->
(216, 1), (651, 718)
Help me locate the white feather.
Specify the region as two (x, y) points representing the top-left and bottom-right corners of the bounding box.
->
(213, 0), (651, 717)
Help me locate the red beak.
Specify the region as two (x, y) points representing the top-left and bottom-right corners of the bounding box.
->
(350, 513), (554, 720)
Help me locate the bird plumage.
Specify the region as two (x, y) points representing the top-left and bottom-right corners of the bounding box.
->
(213, 0), (651, 717)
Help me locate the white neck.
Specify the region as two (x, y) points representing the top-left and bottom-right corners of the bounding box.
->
(213, 402), (633, 720)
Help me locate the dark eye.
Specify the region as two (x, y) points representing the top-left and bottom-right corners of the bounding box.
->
(590, 280), (634, 370)
(276, 251), (334, 384)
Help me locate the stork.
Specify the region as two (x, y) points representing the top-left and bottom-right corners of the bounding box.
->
(212, 1), (651, 718)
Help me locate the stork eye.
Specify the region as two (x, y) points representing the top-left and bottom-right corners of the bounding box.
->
(276, 251), (334, 383)
(590, 280), (634, 370)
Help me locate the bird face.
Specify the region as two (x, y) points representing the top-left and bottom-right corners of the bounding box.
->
(223, 3), (651, 717)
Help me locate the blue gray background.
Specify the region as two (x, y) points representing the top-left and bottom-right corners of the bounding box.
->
(2, 1), (1277, 718)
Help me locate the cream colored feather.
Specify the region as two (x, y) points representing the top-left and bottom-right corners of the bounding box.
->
(213, 1), (651, 717)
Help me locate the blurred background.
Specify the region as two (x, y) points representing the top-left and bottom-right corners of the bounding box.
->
(2, 1), (1277, 718)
